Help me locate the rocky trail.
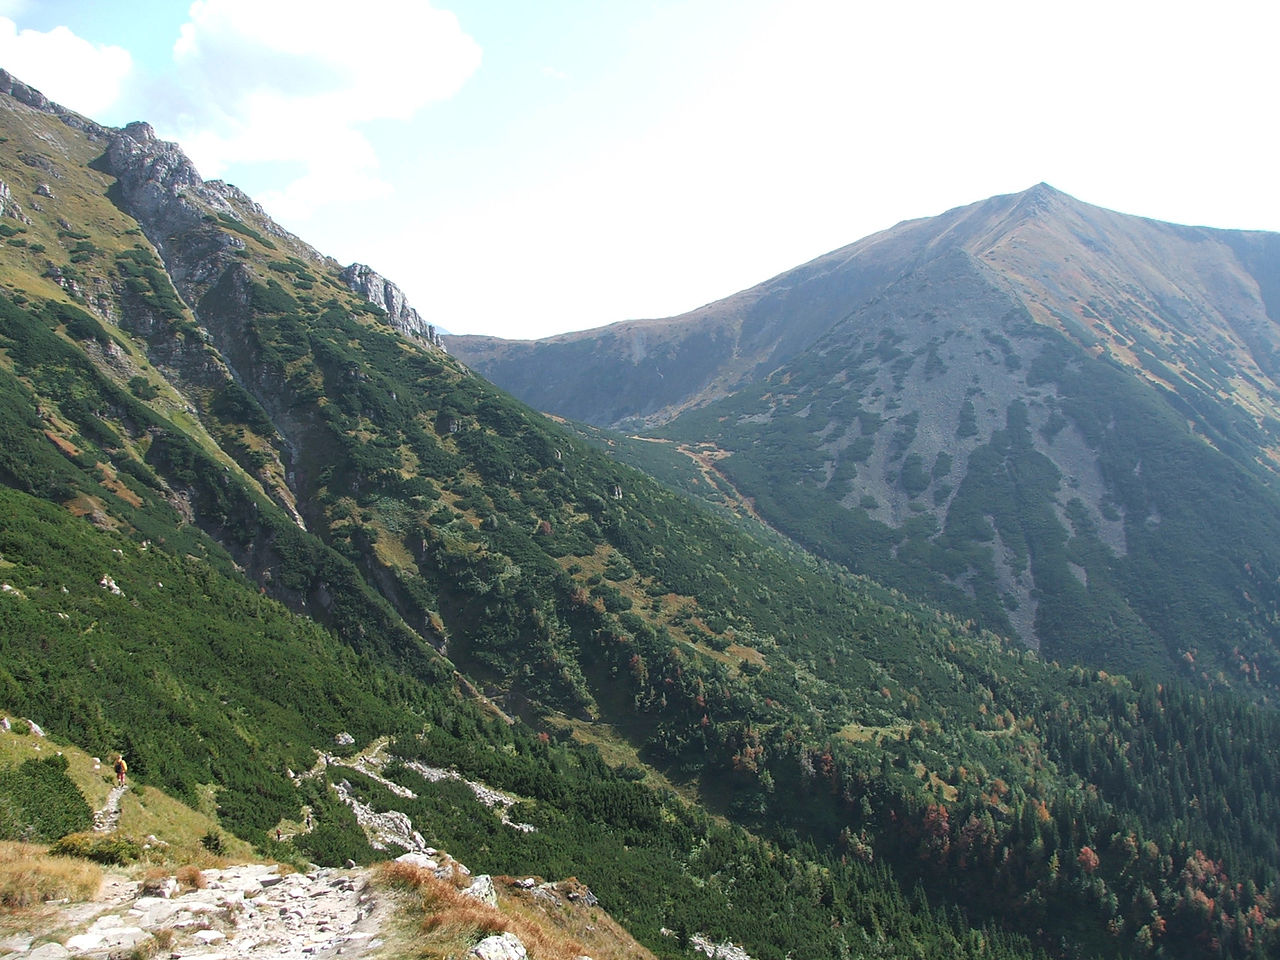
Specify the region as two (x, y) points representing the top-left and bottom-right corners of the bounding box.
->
(0, 850), (661, 960)
(90, 785), (125, 834)
(0, 731), (669, 960)
(0, 862), (390, 960)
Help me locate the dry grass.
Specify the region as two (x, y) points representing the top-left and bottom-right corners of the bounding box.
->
(498, 877), (659, 960)
(125, 934), (161, 960)
(140, 864), (205, 896)
(373, 862), (585, 960)
(175, 865), (206, 890)
(0, 841), (102, 909)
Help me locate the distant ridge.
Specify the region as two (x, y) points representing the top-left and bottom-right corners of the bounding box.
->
(447, 184), (1280, 431)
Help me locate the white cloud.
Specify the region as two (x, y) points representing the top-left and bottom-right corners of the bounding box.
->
(157, 0), (481, 221)
(0, 17), (133, 116)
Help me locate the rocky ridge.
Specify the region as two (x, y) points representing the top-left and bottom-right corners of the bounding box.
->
(341, 263), (445, 349)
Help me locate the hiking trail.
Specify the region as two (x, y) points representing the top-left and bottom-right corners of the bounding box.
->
(92, 783), (126, 833)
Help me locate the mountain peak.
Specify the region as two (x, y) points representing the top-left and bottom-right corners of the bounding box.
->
(122, 120), (159, 144)
(1024, 180), (1064, 199)
(1006, 181), (1072, 221)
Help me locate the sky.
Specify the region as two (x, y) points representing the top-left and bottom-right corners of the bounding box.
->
(1, 1), (1278, 340)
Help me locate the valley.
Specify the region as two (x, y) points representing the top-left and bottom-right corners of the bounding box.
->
(1, 68), (1279, 960)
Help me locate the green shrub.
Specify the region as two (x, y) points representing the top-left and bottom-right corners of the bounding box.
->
(49, 831), (143, 864)
(0, 755), (92, 842)
(128, 376), (160, 401)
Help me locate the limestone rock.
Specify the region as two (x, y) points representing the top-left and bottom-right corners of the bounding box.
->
(334, 780), (428, 852)
(341, 263), (445, 349)
(0, 179), (24, 221)
(462, 874), (497, 908)
(394, 852), (438, 870)
(690, 933), (755, 960)
(470, 931), (527, 960)
(140, 874), (179, 899)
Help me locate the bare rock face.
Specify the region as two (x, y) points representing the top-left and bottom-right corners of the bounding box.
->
(96, 121), (311, 297)
(98, 122), (239, 280)
(341, 263), (445, 350)
(0, 68), (54, 111)
(0, 178), (17, 217)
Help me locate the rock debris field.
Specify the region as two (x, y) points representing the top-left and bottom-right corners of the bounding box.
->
(0, 863), (388, 960)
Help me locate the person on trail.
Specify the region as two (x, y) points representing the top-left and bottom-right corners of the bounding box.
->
(114, 754), (127, 787)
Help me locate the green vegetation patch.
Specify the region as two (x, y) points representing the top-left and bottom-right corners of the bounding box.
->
(0, 754), (93, 842)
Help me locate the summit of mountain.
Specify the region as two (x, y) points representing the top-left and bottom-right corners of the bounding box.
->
(447, 183), (1280, 437)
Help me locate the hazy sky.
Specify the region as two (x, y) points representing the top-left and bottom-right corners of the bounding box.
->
(2, 1), (1277, 339)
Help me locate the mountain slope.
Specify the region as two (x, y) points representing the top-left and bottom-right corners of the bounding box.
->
(4, 70), (1280, 960)
(450, 185), (1280, 698)
(448, 184), (1280, 438)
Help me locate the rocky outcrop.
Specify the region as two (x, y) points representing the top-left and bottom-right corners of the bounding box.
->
(689, 933), (756, 960)
(0, 178), (25, 221)
(325, 745), (536, 853)
(341, 263), (445, 349)
(94, 119), (318, 303)
(334, 779), (429, 853)
(401, 759), (535, 832)
(97, 122), (247, 291)
(0, 68), (107, 139)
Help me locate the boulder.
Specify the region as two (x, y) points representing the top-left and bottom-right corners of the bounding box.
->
(140, 875), (179, 899)
(26, 943), (71, 960)
(394, 852), (438, 871)
(462, 874), (497, 908)
(469, 932), (526, 960)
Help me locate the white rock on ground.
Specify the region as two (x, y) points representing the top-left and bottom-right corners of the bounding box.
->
(470, 931), (528, 960)
(690, 932), (756, 960)
(3, 863), (390, 960)
(461, 874), (498, 907)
